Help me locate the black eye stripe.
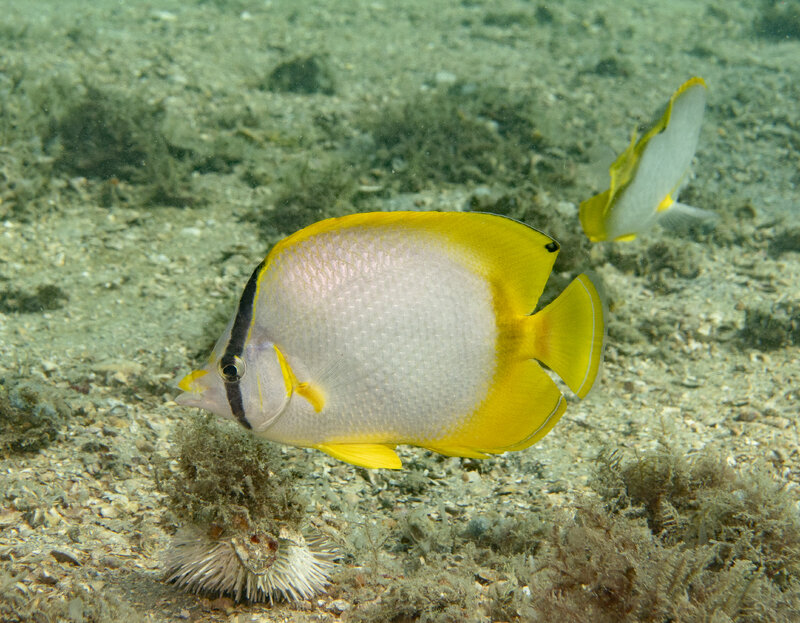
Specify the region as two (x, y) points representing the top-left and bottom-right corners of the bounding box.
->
(220, 256), (269, 430)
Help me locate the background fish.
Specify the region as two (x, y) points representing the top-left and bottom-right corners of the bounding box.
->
(176, 211), (606, 469)
(580, 77), (715, 242)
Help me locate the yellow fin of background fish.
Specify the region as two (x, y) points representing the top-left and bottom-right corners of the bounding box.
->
(175, 211), (607, 469)
(579, 77), (714, 242)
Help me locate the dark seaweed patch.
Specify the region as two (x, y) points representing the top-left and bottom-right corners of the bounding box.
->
(740, 302), (800, 351)
(48, 85), (190, 206)
(0, 377), (70, 454)
(361, 86), (548, 192)
(756, 0), (800, 39)
(0, 284), (68, 313)
(768, 226), (800, 258)
(253, 156), (360, 237)
(345, 568), (479, 623)
(264, 55), (336, 95)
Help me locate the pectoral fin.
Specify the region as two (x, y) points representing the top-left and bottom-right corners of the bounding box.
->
(274, 345), (327, 412)
(314, 443), (402, 469)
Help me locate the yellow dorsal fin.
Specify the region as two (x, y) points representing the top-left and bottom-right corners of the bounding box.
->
(523, 273), (606, 399)
(314, 443), (402, 469)
(656, 193), (675, 213)
(265, 211), (561, 315)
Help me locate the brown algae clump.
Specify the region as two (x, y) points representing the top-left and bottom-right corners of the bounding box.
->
(159, 414), (337, 602)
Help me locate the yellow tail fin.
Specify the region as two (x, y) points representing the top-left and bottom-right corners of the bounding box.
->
(523, 273), (605, 398)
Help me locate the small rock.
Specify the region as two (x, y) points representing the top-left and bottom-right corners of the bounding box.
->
(326, 599), (350, 613)
(51, 549), (81, 566)
(38, 570), (59, 586)
(99, 505), (119, 519)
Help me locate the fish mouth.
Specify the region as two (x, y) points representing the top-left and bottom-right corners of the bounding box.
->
(174, 390), (207, 409)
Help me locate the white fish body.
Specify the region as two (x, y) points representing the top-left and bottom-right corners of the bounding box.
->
(177, 212), (606, 469)
(580, 77), (715, 242)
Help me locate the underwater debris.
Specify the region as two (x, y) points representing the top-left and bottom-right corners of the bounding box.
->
(158, 414), (338, 602)
(264, 54), (336, 95)
(0, 376), (70, 454)
(605, 241), (701, 294)
(0, 562), (148, 623)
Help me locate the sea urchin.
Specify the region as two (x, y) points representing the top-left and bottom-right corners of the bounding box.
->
(165, 524), (338, 603)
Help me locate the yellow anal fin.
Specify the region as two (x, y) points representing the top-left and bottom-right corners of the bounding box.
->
(433, 359), (568, 456)
(524, 274), (606, 399)
(314, 443), (402, 469)
(422, 445), (490, 460)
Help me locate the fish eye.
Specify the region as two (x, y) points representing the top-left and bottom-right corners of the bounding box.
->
(219, 356), (246, 383)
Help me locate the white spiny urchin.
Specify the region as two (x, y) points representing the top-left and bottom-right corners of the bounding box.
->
(165, 524), (338, 603)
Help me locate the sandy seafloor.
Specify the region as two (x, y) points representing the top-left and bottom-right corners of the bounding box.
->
(1, 0), (799, 621)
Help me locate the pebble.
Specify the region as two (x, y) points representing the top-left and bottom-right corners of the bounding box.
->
(99, 504), (119, 519)
(326, 599), (351, 613)
(51, 548), (81, 566)
(38, 570), (59, 586)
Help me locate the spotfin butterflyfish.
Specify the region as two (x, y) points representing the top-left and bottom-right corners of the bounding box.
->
(579, 77), (715, 242)
(176, 211), (606, 469)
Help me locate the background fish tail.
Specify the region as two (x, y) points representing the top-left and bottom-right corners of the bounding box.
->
(658, 201), (718, 232)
